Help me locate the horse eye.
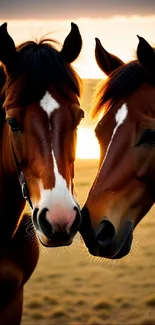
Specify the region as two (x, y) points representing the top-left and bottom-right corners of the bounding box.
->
(7, 117), (21, 132)
(76, 109), (85, 125)
(136, 129), (155, 146)
(80, 109), (85, 119)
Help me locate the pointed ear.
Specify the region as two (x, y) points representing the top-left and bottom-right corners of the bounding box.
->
(0, 22), (19, 70)
(60, 22), (82, 63)
(95, 38), (124, 75)
(137, 35), (155, 75)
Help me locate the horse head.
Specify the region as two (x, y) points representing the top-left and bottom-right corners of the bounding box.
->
(81, 36), (155, 258)
(0, 22), (84, 247)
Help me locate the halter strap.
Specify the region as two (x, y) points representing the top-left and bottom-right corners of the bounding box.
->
(11, 142), (33, 209)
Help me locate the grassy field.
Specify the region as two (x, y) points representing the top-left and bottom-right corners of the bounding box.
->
(22, 159), (155, 325)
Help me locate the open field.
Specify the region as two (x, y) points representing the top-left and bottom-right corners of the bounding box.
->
(22, 159), (155, 325)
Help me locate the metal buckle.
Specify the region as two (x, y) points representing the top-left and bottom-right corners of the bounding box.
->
(21, 182), (28, 200)
(19, 172), (33, 209)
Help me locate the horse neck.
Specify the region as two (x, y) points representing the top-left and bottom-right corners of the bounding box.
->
(0, 123), (25, 243)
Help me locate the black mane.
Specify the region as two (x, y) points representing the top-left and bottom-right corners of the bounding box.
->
(92, 59), (153, 118)
(4, 38), (81, 108)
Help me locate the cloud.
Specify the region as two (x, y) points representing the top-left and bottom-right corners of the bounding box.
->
(0, 0), (155, 19)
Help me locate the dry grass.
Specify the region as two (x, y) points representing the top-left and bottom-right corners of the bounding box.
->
(145, 295), (155, 307)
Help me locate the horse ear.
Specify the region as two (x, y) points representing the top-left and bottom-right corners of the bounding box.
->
(0, 22), (19, 70)
(137, 35), (155, 75)
(60, 22), (82, 63)
(95, 38), (124, 75)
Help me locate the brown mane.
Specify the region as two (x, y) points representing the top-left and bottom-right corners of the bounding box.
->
(92, 59), (153, 119)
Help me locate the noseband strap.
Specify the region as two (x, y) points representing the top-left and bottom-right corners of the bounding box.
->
(11, 142), (33, 209)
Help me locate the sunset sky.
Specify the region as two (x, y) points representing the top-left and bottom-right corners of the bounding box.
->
(1, 0), (155, 19)
(0, 0), (155, 79)
(0, 1), (155, 158)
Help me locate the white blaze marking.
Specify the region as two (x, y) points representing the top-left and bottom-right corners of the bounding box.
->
(102, 103), (128, 165)
(33, 92), (78, 231)
(40, 91), (60, 117)
(36, 150), (77, 231)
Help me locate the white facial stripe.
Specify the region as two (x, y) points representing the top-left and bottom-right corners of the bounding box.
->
(115, 103), (128, 125)
(102, 103), (128, 166)
(52, 150), (69, 190)
(36, 150), (77, 231)
(40, 91), (60, 117)
(34, 93), (78, 231)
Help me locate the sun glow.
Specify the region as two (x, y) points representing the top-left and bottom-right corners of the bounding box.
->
(76, 127), (100, 159)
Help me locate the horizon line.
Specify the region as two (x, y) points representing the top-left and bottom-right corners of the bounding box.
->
(1, 15), (155, 22)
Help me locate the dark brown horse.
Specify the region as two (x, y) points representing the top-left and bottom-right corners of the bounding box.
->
(0, 22), (84, 324)
(80, 36), (155, 259)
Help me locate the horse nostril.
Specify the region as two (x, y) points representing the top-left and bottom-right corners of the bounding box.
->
(70, 207), (81, 236)
(38, 208), (53, 238)
(95, 219), (116, 248)
(80, 206), (95, 250)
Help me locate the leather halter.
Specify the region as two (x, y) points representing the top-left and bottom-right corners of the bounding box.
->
(11, 142), (33, 209)
(5, 107), (33, 209)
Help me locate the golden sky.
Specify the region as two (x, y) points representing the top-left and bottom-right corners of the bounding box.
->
(1, 16), (155, 79)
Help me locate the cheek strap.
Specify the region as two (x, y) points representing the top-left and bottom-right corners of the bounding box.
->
(11, 141), (33, 209)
